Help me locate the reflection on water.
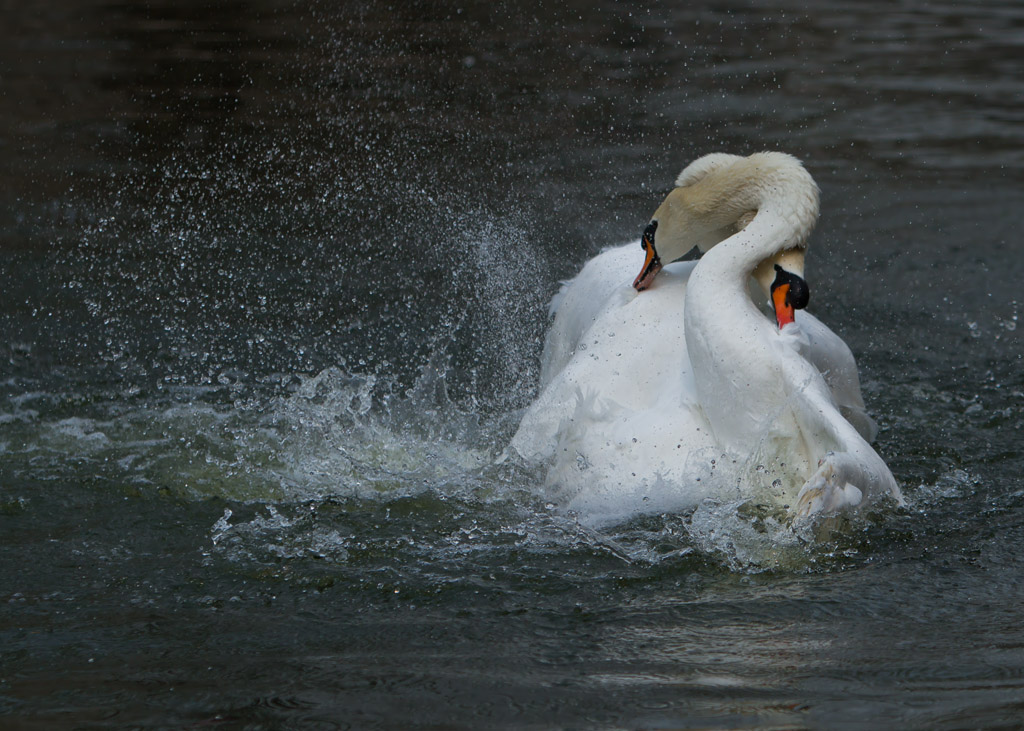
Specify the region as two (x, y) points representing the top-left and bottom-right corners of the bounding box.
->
(2, 0), (1024, 727)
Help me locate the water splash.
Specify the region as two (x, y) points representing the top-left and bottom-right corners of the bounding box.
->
(3, 354), (907, 575)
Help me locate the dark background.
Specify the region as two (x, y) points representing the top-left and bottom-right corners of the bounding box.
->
(2, 1), (1023, 728)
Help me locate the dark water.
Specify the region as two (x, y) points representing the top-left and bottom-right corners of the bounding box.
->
(3, 1), (1024, 727)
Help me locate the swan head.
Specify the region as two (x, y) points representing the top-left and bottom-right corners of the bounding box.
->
(633, 153), (749, 290)
(632, 151), (817, 328)
(763, 254), (810, 328)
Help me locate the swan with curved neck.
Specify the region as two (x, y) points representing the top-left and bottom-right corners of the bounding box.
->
(510, 151), (901, 525)
(634, 152), (814, 327)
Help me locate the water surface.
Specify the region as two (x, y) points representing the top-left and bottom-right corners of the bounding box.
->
(2, 1), (1024, 728)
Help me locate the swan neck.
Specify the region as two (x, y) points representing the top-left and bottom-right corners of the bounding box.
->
(697, 208), (800, 287)
(682, 166), (820, 452)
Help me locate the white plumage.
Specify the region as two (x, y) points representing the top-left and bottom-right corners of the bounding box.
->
(510, 152), (901, 526)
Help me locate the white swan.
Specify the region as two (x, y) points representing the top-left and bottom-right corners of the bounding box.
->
(510, 152), (901, 526)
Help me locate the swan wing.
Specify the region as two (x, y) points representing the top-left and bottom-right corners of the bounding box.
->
(796, 311), (879, 442)
(539, 244), (639, 386)
(512, 252), (704, 464)
(772, 329), (902, 514)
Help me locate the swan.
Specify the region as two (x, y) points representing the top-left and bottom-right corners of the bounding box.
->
(510, 151), (901, 526)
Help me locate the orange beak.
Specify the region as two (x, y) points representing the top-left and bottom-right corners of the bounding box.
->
(772, 282), (796, 329)
(633, 222), (661, 291)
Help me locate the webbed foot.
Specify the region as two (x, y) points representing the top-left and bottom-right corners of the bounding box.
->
(794, 453), (864, 518)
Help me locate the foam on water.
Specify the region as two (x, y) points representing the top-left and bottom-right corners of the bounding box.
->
(1, 348), (909, 573)
(1, 362), (501, 502)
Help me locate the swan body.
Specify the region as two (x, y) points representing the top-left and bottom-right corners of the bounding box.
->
(510, 152), (901, 526)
